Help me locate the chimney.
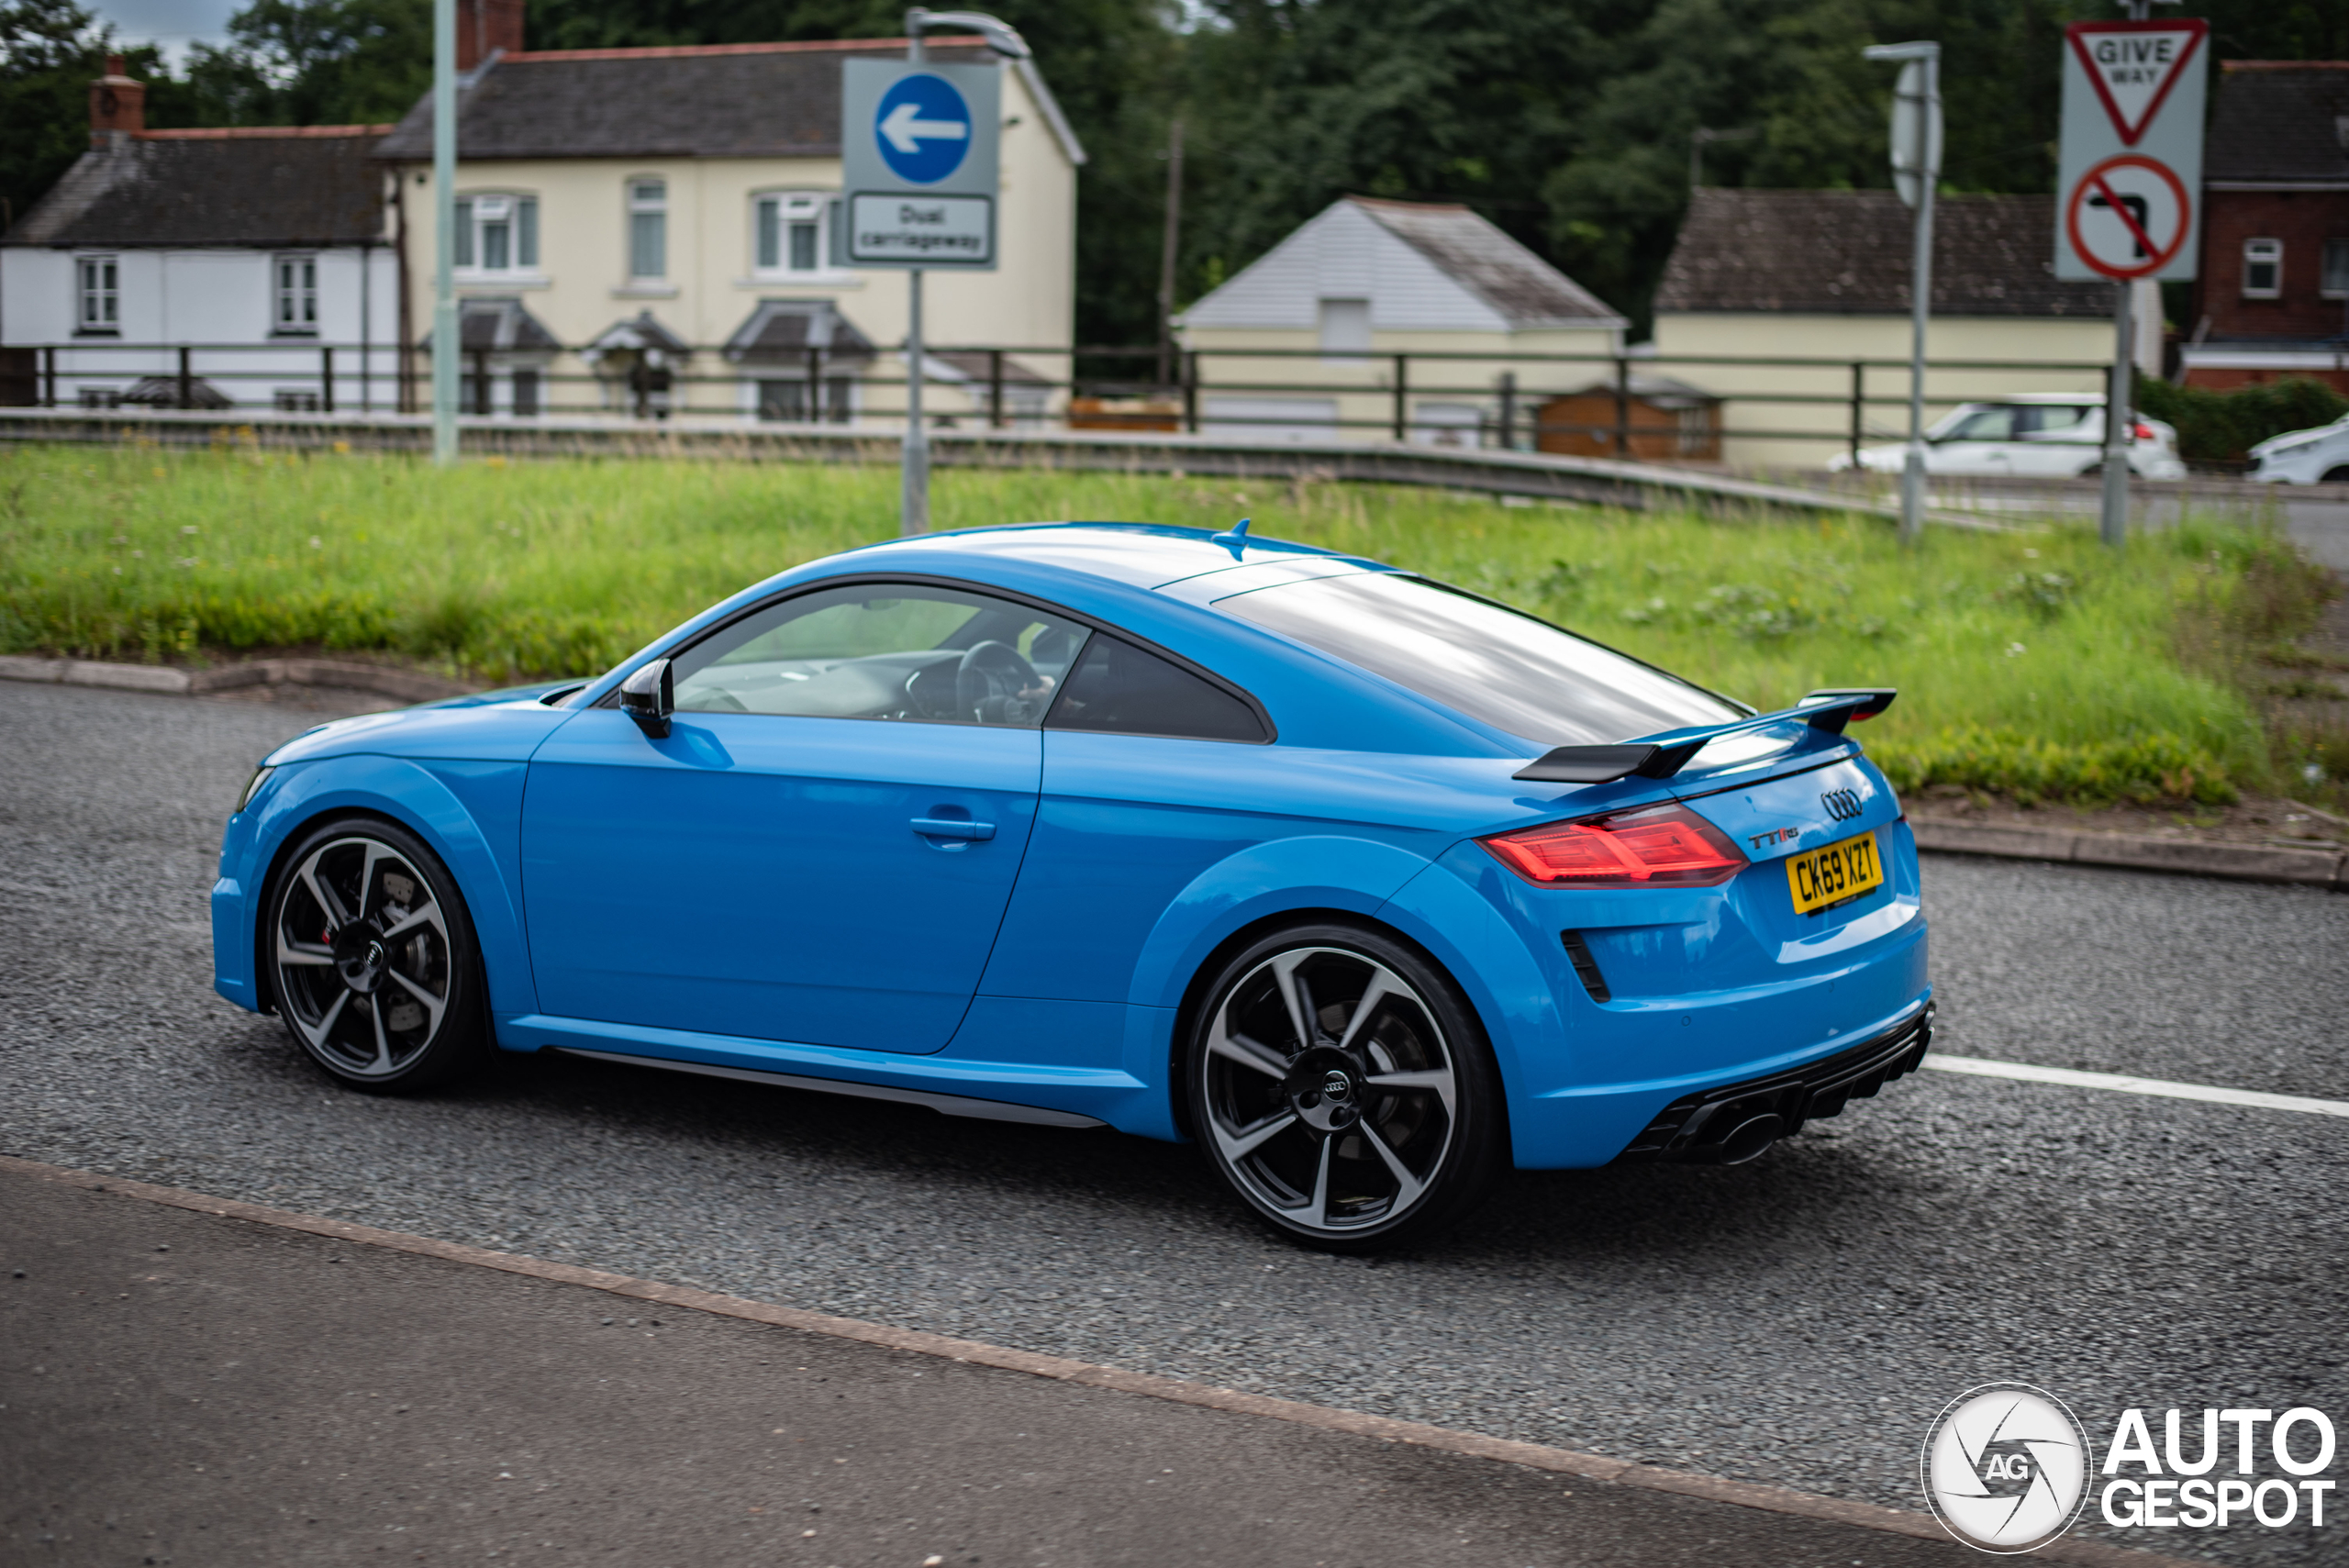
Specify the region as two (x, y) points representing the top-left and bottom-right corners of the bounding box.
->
(89, 54), (146, 148)
(458, 0), (525, 72)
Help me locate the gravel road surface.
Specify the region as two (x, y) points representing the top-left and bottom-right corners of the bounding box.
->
(2, 680), (2343, 1565)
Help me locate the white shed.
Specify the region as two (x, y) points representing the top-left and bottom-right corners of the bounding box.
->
(1176, 196), (1625, 445)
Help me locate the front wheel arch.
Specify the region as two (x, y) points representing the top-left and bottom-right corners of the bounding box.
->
(259, 811), (492, 1092)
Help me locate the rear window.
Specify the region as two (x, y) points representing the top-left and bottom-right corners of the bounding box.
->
(1219, 573), (1743, 745)
(1047, 635), (1267, 742)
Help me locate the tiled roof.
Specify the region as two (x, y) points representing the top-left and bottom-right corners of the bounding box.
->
(1348, 197), (1622, 328)
(4, 129), (385, 248)
(421, 297), (560, 353)
(1655, 189), (2115, 317)
(372, 39), (1074, 163)
(2207, 62), (2349, 185)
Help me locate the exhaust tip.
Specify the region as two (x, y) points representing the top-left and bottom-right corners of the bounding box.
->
(1712, 1112), (1786, 1165)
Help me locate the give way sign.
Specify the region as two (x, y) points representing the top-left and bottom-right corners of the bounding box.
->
(2054, 19), (2206, 282)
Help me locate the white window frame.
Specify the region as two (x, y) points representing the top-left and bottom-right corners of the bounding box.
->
(752, 192), (848, 281)
(452, 193), (543, 283)
(2322, 238), (2349, 300)
(628, 178), (667, 283)
(273, 253), (318, 336)
(76, 254), (119, 334)
(2242, 238), (2283, 300)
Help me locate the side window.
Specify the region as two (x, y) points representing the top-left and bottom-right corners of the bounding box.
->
(667, 583), (1089, 728)
(1046, 636), (1267, 742)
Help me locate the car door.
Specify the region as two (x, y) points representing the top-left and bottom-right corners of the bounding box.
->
(1925, 405), (2019, 475)
(520, 581), (1089, 1054)
(2009, 402), (2099, 476)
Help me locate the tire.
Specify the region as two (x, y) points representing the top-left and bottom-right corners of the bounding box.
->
(2322, 466), (2349, 484)
(262, 816), (489, 1094)
(1184, 923), (1506, 1252)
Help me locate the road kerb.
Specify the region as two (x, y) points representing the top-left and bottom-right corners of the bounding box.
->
(1912, 815), (2346, 888)
(0, 652), (473, 703)
(0, 1152), (2196, 1568)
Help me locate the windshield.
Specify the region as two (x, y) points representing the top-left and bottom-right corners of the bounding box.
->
(1219, 573), (1745, 745)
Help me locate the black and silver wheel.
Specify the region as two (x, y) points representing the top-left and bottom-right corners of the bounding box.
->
(264, 817), (486, 1093)
(1186, 925), (1504, 1251)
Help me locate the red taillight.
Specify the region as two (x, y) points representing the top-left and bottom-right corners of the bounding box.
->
(2132, 421), (2154, 440)
(1480, 804), (1748, 888)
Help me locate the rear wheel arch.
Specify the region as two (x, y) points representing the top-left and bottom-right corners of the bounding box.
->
(1165, 907), (1505, 1150)
(1175, 913), (1510, 1250)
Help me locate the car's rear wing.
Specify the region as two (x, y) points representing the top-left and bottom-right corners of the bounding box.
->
(1512, 689), (1897, 784)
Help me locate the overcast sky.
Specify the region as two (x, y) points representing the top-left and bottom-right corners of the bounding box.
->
(88, 0), (240, 67)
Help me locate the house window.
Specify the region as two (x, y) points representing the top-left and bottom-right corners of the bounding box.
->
(273, 255), (317, 334)
(454, 195), (539, 274)
(755, 193), (831, 275)
(2323, 239), (2349, 300)
(629, 180), (666, 281)
(2242, 238), (2283, 299)
(77, 256), (119, 333)
(1318, 298), (1371, 361)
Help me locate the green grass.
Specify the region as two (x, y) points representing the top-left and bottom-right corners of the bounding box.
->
(0, 442), (2314, 804)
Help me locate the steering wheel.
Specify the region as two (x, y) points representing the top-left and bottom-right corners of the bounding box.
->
(955, 640), (1044, 724)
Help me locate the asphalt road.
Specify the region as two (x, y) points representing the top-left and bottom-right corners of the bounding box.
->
(2, 1167), (2000, 1568)
(2, 680), (2343, 1565)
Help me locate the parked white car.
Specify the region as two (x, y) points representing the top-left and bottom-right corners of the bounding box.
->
(2246, 416), (2349, 484)
(1827, 394), (2188, 480)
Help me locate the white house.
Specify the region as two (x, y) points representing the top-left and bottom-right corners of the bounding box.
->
(368, 6), (1085, 424)
(0, 59), (398, 412)
(1652, 189), (2125, 471)
(1175, 196), (1626, 445)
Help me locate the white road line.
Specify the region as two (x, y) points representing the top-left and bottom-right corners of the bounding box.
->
(1922, 1052), (2349, 1118)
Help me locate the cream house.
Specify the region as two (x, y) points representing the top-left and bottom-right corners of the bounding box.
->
(1175, 196), (1625, 446)
(373, 25), (1083, 423)
(1652, 190), (2121, 471)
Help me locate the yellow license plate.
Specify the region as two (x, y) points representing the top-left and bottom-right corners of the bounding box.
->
(1786, 830), (1884, 915)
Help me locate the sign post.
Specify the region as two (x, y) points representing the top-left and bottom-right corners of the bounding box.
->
(1865, 42), (1942, 545)
(2055, 9), (2207, 548)
(842, 11), (1017, 534)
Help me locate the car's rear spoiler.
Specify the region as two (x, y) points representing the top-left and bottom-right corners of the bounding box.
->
(1512, 689), (1897, 784)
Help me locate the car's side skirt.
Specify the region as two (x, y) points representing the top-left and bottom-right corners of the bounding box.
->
(549, 1047), (1108, 1129)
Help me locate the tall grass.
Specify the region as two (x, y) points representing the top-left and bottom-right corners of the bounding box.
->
(0, 443), (2299, 799)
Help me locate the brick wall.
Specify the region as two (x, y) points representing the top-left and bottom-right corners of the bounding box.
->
(2194, 189), (2349, 339)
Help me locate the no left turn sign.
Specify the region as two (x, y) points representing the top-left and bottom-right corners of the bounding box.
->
(2062, 154), (2190, 281)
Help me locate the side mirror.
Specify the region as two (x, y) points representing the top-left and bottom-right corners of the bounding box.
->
(618, 658), (673, 739)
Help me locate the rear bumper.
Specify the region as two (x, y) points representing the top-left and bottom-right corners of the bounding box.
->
(1611, 1001), (1932, 1164)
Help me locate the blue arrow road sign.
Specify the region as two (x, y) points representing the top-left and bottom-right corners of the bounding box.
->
(875, 74), (972, 184)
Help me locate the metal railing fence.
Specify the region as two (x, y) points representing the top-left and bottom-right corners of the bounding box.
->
(1, 339), (2118, 464)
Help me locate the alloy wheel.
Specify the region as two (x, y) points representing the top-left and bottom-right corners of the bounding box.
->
(271, 834), (456, 1081)
(1198, 945), (1460, 1238)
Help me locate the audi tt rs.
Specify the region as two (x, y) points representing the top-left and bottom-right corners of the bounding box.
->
(212, 521), (1932, 1251)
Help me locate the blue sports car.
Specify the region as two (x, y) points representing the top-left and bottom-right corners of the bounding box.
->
(212, 521), (1931, 1251)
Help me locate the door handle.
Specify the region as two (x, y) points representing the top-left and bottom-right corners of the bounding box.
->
(910, 817), (996, 841)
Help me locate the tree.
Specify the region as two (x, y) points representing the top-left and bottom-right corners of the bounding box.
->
(184, 0), (431, 127)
